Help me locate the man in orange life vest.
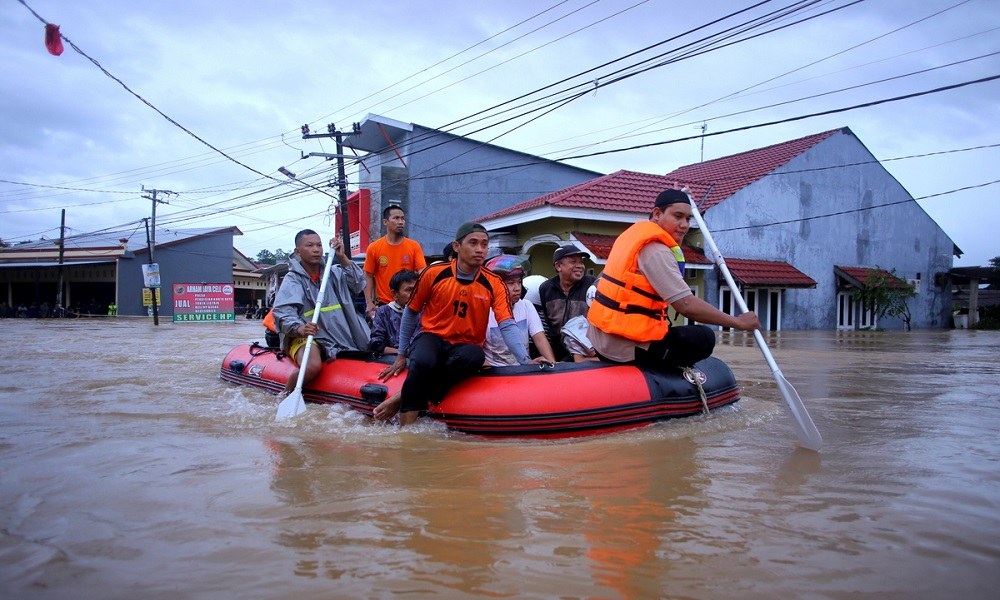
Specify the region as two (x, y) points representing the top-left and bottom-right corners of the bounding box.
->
(587, 188), (760, 369)
(372, 222), (531, 426)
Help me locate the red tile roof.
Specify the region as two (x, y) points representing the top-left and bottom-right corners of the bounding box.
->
(665, 129), (844, 210)
(682, 245), (712, 265)
(479, 170), (678, 220)
(479, 128), (846, 221)
(835, 266), (909, 289)
(726, 258), (817, 288)
(570, 231), (711, 264)
(571, 231), (616, 260)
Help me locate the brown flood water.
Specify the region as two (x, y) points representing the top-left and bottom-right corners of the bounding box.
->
(1, 318), (998, 599)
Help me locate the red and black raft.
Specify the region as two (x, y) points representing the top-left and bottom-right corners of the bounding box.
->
(220, 342), (741, 438)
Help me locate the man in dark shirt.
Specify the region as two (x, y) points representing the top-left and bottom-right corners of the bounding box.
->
(537, 243), (597, 361)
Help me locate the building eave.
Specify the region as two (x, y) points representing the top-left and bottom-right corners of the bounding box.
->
(482, 206), (643, 231)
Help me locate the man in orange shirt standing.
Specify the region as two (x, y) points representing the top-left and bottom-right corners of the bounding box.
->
(373, 222), (531, 426)
(363, 205), (426, 321)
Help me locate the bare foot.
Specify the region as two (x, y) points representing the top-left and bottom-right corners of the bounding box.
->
(373, 392), (401, 421)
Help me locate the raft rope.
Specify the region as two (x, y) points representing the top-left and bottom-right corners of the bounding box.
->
(683, 366), (710, 416)
(249, 341), (286, 360)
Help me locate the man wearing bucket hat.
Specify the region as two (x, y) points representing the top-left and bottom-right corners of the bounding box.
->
(373, 222), (532, 425)
(537, 243), (597, 361)
(587, 188), (760, 370)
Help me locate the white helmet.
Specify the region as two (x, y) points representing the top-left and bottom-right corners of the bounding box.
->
(522, 275), (546, 305)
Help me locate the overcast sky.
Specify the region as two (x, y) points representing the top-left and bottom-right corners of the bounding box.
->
(2, 0), (998, 266)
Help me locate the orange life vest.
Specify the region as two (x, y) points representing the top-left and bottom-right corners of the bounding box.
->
(262, 308), (277, 332)
(587, 221), (684, 343)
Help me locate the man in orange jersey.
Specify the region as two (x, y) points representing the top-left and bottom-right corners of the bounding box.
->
(373, 222), (531, 425)
(363, 205), (426, 320)
(588, 188), (760, 370)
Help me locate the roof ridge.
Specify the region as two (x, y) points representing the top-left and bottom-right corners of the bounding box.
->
(667, 128), (845, 210)
(678, 127), (845, 171)
(479, 128), (850, 222)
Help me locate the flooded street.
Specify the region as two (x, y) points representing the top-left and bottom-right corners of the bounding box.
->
(1, 318), (998, 599)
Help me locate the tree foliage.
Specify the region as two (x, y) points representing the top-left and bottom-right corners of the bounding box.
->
(851, 267), (917, 331)
(254, 248), (289, 265)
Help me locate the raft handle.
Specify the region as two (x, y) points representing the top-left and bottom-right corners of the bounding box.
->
(360, 383), (388, 405)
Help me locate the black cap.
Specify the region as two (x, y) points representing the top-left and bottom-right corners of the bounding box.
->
(455, 222), (487, 241)
(653, 189), (689, 209)
(553, 243), (589, 263)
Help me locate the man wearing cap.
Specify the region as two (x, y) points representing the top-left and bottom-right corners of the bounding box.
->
(537, 243), (598, 361)
(587, 188), (760, 370)
(373, 222), (532, 425)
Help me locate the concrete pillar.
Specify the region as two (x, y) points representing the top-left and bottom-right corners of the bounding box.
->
(969, 277), (980, 327)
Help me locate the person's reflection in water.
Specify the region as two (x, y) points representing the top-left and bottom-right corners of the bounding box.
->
(264, 436), (400, 581)
(262, 434), (708, 597)
(560, 441), (701, 598)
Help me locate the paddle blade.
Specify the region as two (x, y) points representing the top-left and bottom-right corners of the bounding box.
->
(275, 389), (307, 420)
(775, 373), (823, 451)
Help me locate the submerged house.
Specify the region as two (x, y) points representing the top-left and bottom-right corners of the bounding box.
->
(0, 226), (244, 317)
(478, 127), (957, 330)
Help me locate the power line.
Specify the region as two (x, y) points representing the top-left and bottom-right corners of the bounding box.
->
(545, 6), (994, 156)
(347, 1), (858, 179)
(16, 0), (280, 183)
(556, 74), (1000, 162)
(4, 138), (995, 247)
(711, 178), (1000, 232)
(332, 68), (999, 187)
(370, 0), (652, 121)
(6, 1), (992, 248)
(543, 50), (1000, 157)
(2, 1), (843, 209)
(308, 0), (588, 126)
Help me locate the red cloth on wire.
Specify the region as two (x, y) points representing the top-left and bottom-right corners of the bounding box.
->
(45, 23), (63, 56)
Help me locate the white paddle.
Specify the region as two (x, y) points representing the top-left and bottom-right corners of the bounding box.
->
(276, 252), (335, 420)
(686, 192), (823, 451)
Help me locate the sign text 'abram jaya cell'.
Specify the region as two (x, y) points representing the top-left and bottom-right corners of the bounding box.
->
(172, 283), (235, 323)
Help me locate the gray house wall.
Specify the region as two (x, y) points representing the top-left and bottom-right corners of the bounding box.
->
(117, 231), (236, 316)
(358, 125), (598, 255)
(702, 130), (953, 329)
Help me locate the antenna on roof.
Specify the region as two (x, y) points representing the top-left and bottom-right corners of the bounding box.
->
(696, 122), (707, 162)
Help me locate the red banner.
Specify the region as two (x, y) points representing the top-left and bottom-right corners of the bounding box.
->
(338, 189), (371, 256)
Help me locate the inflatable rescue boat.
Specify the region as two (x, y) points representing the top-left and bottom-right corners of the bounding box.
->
(220, 342), (741, 438)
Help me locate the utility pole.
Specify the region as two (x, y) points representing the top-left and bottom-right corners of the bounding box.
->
(56, 209), (65, 316)
(142, 186), (175, 263)
(299, 122), (357, 253)
(140, 187), (174, 326)
(143, 218), (159, 326)
(334, 129), (351, 252)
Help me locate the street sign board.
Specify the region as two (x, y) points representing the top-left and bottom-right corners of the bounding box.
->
(142, 263), (161, 288)
(172, 283), (235, 322)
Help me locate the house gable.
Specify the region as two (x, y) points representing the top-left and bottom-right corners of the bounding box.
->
(666, 129), (841, 209)
(477, 126), (955, 330)
(698, 128), (954, 329)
